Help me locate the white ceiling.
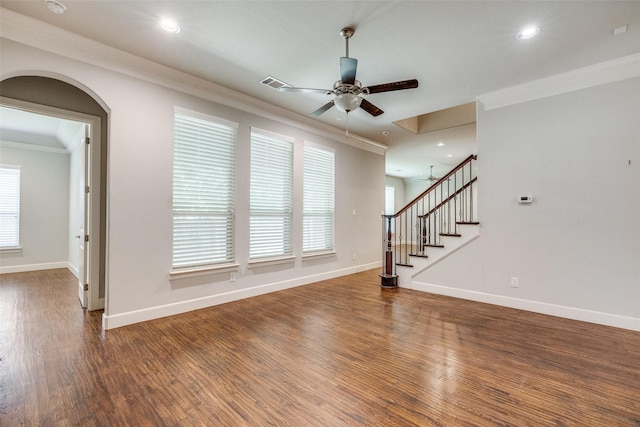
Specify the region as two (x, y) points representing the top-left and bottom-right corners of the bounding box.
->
(0, 106), (85, 152)
(1, 1), (639, 179)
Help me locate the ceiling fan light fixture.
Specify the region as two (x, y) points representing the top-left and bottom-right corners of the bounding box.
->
(334, 93), (362, 113)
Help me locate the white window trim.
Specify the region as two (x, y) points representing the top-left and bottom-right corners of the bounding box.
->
(169, 263), (240, 280)
(0, 247), (22, 254)
(247, 255), (296, 269)
(301, 251), (336, 261)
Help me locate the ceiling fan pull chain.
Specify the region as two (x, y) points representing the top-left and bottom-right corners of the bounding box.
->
(345, 112), (350, 139)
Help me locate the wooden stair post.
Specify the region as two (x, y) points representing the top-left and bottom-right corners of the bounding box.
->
(380, 215), (398, 288)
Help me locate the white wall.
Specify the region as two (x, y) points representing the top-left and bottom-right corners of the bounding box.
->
(0, 144), (69, 271)
(0, 37), (385, 328)
(412, 75), (640, 329)
(384, 175), (405, 215)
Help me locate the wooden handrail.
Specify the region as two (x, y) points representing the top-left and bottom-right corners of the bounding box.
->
(393, 154), (477, 217)
(418, 177), (478, 218)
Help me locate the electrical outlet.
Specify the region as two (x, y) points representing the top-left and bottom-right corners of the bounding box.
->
(230, 272), (236, 282)
(352, 252), (356, 261)
(510, 277), (519, 288)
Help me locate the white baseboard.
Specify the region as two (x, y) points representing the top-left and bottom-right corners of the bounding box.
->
(102, 261), (381, 330)
(0, 261), (69, 274)
(411, 281), (640, 332)
(68, 263), (79, 279)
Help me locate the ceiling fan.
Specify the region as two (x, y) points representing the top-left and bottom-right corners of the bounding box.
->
(417, 165), (440, 183)
(279, 27), (419, 117)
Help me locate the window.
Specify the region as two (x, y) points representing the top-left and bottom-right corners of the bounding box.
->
(172, 110), (237, 269)
(385, 186), (395, 215)
(250, 129), (293, 260)
(0, 165), (21, 250)
(303, 144), (334, 253)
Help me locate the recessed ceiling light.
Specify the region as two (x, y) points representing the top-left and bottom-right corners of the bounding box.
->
(382, 131), (390, 136)
(517, 26), (541, 39)
(437, 142), (444, 146)
(44, 0), (66, 14)
(447, 154), (453, 157)
(159, 19), (180, 34)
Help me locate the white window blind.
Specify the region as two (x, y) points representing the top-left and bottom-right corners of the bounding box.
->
(250, 129), (293, 259)
(303, 144), (334, 253)
(172, 111), (237, 269)
(0, 165), (21, 249)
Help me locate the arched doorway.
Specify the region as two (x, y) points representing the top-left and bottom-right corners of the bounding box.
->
(0, 76), (108, 311)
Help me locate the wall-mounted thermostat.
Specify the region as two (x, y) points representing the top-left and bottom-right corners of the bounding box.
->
(518, 195), (533, 204)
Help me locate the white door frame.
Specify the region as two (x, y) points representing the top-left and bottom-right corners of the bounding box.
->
(0, 96), (104, 311)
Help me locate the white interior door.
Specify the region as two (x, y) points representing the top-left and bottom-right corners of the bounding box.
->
(77, 125), (89, 307)
(85, 121), (103, 311)
(77, 224), (87, 307)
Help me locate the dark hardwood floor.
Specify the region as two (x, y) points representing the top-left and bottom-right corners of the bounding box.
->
(1, 268), (639, 426)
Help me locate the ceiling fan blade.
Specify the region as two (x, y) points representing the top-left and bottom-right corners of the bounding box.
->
(310, 101), (335, 117)
(279, 86), (332, 94)
(365, 79), (419, 94)
(359, 98), (384, 117)
(340, 57), (358, 85)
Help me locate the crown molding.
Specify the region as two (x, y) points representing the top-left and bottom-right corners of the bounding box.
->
(0, 8), (387, 156)
(478, 53), (640, 111)
(1, 139), (69, 155)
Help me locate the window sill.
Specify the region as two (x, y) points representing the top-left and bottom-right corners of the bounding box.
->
(170, 263), (239, 280)
(0, 247), (22, 254)
(247, 255), (296, 268)
(302, 250), (336, 261)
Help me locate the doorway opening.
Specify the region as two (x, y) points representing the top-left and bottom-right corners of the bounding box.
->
(1, 90), (106, 311)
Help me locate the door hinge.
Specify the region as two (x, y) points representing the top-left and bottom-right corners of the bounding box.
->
(85, 136), (90, 145)
(85, 186), (90, 194)
(84, 284), (89, 291)
(84, 235), (89, 242)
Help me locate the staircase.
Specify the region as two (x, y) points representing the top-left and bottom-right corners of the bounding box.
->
(381, 155), (479, 288)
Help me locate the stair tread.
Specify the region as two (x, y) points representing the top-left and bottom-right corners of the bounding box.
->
(457, 221), (480, 225)
(440, 233), (462, 237)
(424, 244), (444, 248)
(409, 253), (429, 258)
(396, 263), (413, 268)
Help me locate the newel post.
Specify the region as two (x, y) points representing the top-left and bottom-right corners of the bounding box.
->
(380, 215), (398, 288)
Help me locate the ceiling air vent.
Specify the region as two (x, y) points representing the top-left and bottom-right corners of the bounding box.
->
(261, 76), (290, 90)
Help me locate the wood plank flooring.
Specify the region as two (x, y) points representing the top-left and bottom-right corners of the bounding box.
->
(1, 268), (639, 426)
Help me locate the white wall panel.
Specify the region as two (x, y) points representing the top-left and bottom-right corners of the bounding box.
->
(413, 76), (640, 328)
